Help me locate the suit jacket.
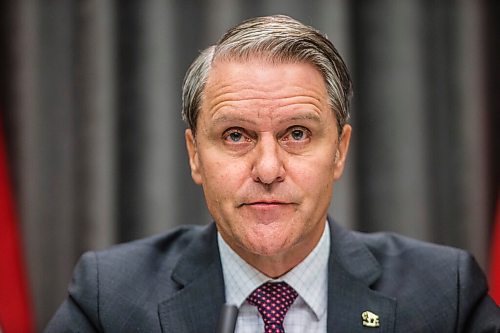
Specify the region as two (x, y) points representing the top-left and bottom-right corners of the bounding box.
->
(46, 220), (499, 332)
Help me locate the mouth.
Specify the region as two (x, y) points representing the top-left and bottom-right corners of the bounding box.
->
(237, 200), (297, 223)
(239, 200), (293, 208)
(240, 200), (290, 206)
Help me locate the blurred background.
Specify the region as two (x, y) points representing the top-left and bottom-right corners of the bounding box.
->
(0, 0), (498, 331)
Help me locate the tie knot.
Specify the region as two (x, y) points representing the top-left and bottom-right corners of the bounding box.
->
(247, 282), (298, 333)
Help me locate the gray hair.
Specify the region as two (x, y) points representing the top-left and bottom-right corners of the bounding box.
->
(182, 15), (352, 135)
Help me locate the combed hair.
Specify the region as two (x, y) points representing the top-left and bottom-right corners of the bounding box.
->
(182, 15), (352, 135)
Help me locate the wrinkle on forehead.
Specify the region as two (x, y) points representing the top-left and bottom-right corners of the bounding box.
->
(201, 61), (328, 121)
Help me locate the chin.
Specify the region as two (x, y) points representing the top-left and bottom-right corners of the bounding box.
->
(241, 229), (293, 257)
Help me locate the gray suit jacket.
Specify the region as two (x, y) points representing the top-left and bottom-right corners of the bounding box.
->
(46, 220), (499, 332)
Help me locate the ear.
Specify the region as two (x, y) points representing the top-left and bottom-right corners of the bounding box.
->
(333, 124), (352, 180)
(185, 129), (203, 184)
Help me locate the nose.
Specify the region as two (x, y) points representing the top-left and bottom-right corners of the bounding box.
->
(251, 136), (285, 185)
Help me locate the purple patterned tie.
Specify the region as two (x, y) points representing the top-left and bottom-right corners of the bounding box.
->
(247, 282), (298, 333)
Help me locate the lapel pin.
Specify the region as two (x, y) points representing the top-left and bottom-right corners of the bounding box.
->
(361, 311), (380, 328)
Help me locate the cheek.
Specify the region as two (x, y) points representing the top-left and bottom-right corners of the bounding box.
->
(201, 156), (249, 199)
(291, 156), (336, 191)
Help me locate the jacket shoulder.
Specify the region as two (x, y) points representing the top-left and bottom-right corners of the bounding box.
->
(96, 224), (207, 266)
(352, 230), (469, 297)
(93, 224), (213, 292)
(46, 224), (215, 332)
(80, 224), (214, 330)
(353, 230), (463, 261)
(351, 230), (499, 331)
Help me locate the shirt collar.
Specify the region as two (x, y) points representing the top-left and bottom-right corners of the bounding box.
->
(218, 222), (330, 320)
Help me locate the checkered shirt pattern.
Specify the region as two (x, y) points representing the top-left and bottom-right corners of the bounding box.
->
(218, 222), (330, 333)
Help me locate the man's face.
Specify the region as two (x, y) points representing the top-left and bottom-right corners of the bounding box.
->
(186, 58), (351, 270)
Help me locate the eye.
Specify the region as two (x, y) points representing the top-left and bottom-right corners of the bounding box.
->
(223, 128), (251, 144)
(228, 131), (243, 142)
(282, 127), (310, 142)
(291, 129), (305, 141)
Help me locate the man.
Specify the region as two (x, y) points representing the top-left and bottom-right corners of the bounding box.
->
(47, 15), (499, 332)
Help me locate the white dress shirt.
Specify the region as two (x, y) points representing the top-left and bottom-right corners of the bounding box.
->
(218, 222), (330, 333)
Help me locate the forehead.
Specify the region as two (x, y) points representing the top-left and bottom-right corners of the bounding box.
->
(202, 58), (328, 106)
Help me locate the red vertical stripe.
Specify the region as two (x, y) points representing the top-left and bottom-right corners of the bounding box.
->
(490, 196), (500, 304)
(0, 120), (34, 332)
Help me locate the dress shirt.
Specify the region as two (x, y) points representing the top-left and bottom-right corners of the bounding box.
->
(218, 222), (330, 333)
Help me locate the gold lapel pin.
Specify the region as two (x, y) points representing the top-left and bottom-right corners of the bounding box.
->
(361, 311), (380, 328)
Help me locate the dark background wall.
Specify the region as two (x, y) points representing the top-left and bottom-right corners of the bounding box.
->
(0, 1), (498, 330)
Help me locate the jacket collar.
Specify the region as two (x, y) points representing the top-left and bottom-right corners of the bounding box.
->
(158, 223), (225, 332)
(327, 220), (396, 332)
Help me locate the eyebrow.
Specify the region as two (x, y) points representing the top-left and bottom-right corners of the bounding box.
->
(212, 115), (257, 126)
(211, 112), (322, 126)
(285, 113), (322, 122)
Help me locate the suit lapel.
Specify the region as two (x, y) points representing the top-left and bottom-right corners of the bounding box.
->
(158, 224), (225, 332)
(327, 220), (397, 332)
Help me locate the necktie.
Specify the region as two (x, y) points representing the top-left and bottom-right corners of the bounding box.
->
(247, 282), (298, 333)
